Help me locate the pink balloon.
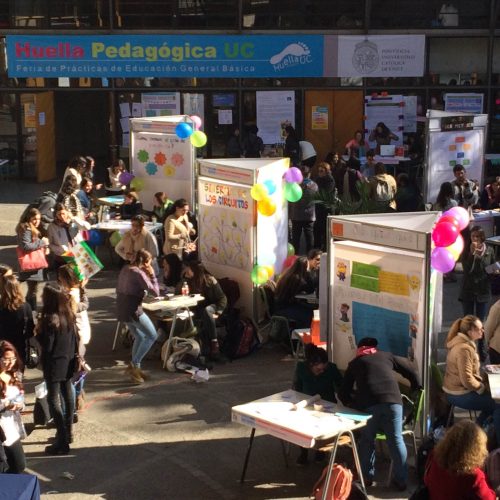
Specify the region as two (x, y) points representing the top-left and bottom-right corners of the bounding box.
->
(284, 167), (303, 183)
(432, 221), (460, 247)
(443, 206), (469, 231)
(431, 247), (456, 273)
(190, 115), (202, 130)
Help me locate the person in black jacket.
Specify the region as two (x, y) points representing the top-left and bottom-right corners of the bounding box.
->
(339, 337), (420, 491)
(37, 283), (78, 455)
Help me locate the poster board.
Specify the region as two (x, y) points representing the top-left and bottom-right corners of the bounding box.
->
(130, 116), (196, 211)
(364, 95), (404, 150)
(424, 110), (488, 204)
(62, 241), (103, 281)
(141, 92), (180, 117)
(197, 158), (289, 319)
(256, 91), (295, 145)
(444, 93), (484, 115)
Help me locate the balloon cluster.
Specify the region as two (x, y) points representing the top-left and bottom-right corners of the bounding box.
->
(250, 179), (278, 217)
(283, 167), (303, 202)
(117, 170), (146, 193)
(431, 206), (469, 273)
(174, 116), (207, 148)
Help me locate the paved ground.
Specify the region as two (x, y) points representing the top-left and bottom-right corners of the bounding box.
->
(0, 179), (473, 500)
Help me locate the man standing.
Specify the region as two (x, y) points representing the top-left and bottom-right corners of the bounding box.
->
(451, 164), (479, 208)
(339, 337), (420, 491)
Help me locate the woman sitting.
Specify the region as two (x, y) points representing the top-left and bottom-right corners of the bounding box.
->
(424, 420), (495, 500)
(293, 343), (343, 465)
(106, 158), (126, 195)
(178, 261), (227, 361)
(115, 215), (159, 271)
(116, 249), (159, 384)
(119, 191), (143, 220)
(152, 192), (173, 223)
(274, 256), (316, 329)
(0, 275), (34, 368)
(77, 177), (96, 221)
(433, 181), (458, 212)
(163, 198), (196, 260)
(0, 341), (26, 473)
(159, 253), (182, 294)
(443, 315), (500, 444)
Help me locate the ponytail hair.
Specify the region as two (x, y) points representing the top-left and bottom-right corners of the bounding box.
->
(446, 315), (479, 343)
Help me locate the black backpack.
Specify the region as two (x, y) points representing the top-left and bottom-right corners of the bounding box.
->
(21, 191), (57, 232)
(221, 314), (259, 360)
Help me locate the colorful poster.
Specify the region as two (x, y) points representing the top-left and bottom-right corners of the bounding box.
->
(198, 180), (253, 271)
(141, 92), (180, 117)
(256, 91), (295, 145)
(62, 241), (103, 281)
(444, 93), (484, 114)
(379, 270), (410, 296)
(365, 95), (404, 149)
(23, 103), (36, 128)
(182, 93), (204, 130)
(312, 106), (328, 130)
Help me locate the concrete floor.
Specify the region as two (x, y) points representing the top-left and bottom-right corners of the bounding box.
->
(0, 179), (476, 500)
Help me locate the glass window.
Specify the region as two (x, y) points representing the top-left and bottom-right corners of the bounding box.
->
(492, 38), (500, 84)
(0, 91), (19, 177)
(428, 37), (488, 86)
(370, 0), (437, 28)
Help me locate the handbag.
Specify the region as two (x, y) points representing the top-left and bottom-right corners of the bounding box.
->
(16, 246), (48, 271)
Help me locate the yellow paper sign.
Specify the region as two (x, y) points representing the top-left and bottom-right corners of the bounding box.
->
(379, 271), (410, 296)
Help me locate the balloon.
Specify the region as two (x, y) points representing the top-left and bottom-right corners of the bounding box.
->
(190, 115), (202, 130)
(438, 215), (460, 228)
(250, 183), (268, 201)
(175, 122), (194, 139)
(287, 242), (295, 257)
(109, 231), (122, 247)
(431, 247), (456, 273)
(263, 179), (277, 195)
(283, 254), (297, 269)
(119, 171), (134, 185)
(432, 221), (459, 247)
(251, 265), (269, 285)
(130, 177), (145, 192)
(284, 167), (303, 183)
(447, 234), (464, 260)
(190, 130), (207, 148)
(443, 206), (469, 231)
(257, 197), (276, 216)
(284, 182), (303, 202)
(87, 229), (103, 247)
(262, 265), (274, 278)
(258, 251), (277, 266)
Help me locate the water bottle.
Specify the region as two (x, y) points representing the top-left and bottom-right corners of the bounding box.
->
(181, 281), (190, 296)
(103, 206), (110, 222)
(310, 309), (320, 344)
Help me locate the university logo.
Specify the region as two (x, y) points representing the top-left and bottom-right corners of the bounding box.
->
(269, 42), (312, 71)
(352, 39), (379, 74)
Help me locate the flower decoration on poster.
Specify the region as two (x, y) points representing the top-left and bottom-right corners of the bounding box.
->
(145, 162), (158, 175)
(164, 165), (175, 177)
(137, 149), (149, 163)
(154, 151), (167, 166)
(171, 152), (184, 167)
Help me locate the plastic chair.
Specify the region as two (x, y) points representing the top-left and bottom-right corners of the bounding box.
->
(375, 388), (424, 484)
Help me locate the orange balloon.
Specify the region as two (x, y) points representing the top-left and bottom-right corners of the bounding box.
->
(257, 197), (276, 216)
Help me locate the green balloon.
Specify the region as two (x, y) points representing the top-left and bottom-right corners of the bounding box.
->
(284, 182), (302, 202)
(109, 231), (122, 247)
(190, 130), (207, 148)
(287, 242), (295, 257)
(251, 265), (268, 285)
(130, 177), (145, 192)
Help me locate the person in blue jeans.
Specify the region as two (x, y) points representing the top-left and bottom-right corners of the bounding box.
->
(116, 249), (159, 384)
(339, 337), (420, 492)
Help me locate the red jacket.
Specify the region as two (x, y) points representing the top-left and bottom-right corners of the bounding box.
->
(424, 454), (496, 500)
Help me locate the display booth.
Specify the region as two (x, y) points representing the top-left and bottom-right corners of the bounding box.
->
(129, 115), (197, 211)
(326, 212), (443, 433)
(197, 158), (289, 319)
(424, 109), (488, 204)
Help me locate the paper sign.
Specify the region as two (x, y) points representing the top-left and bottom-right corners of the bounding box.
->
(62, 241), (103, 281)
(379, 270), (410, 296)
(122, 132), (130, 148)
(218, 109), (232, 125)
(119, 102), (131, 118)
(132, 103), (143, 117)
(312, 105), (328, 130)
(38, 112), (45, 126)
(352, 262), (380, 278)
(120, 117), (130, 133)
(351, 274), (379, 293)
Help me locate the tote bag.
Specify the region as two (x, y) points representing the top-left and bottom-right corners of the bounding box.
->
(16, 246), (48, 271)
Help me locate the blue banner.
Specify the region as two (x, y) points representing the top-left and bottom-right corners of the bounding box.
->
(6, 35), (325, 78)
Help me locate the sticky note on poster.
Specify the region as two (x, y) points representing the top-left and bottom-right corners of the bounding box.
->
(351, 262), (380, 292)
(352, 302), (410, 357)
(379, 271), (410, 296)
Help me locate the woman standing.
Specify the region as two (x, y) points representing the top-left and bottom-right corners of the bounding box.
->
(369, 122), (399, 154)
(163, 199), (196, 260)
(107, 159), (126, 195)
(443, 315), (500, 444)
(312, 162), (335, 251)
(116, 249), (159, 384)
(0, 341), (26, 473)
(459, 226), (495, 360)
(179, 261), (227, 360)
(58, 175), (85, 219)
(424, 420), (495, 500)
(345, 130), (367, 159)
(0, 275), (34, 368)
(283, 125), (301, 165)
(37, 283), (78, 455)
(115, 215), (158, 270)
(433, 182), (458, 211)
(16, 207), (49, 310)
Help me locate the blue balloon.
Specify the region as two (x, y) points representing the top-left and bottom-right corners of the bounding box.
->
(87, 229), (103, 246)
(263, 179), (277, 196)
(175, 122), (194, 139)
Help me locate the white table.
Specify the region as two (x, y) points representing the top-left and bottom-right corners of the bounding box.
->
(232, 390), (370, 495)
(92, 220), (162, 234)
(486, 369), (500, 401)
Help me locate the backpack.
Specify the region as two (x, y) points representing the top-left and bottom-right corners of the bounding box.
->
(221, 316), (259, 360)
(21, 191), (57, 232)
(375, 179), (393, 202)
(312, 463), (353, 500)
